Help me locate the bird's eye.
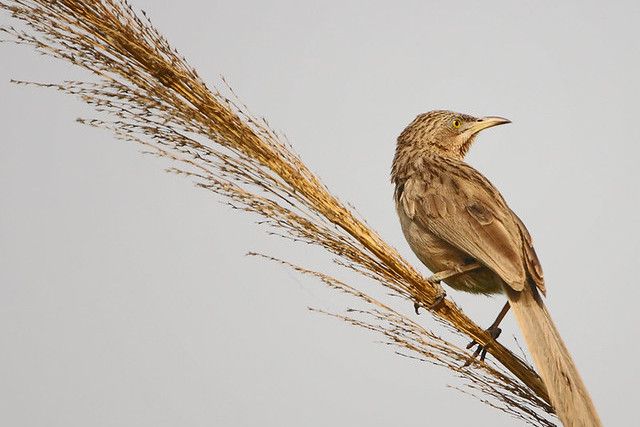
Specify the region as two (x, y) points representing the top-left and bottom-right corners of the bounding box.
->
(452, 119), (461, 129)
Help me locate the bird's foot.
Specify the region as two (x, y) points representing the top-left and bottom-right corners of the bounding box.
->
(414, 284), (446, 314)
(463, 325), (502, 366)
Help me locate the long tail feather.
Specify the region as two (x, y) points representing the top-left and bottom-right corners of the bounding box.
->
(507, 286), (602, 426)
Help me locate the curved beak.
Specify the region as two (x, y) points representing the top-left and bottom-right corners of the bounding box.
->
(467, 116), (511, 135)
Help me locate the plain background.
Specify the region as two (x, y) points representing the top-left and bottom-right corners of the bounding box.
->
(1, 1), (639, 426)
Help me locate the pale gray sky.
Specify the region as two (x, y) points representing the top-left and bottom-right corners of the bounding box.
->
(1, 1), (639, 426)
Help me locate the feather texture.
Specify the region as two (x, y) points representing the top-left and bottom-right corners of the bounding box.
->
(392, 110), (600, 426)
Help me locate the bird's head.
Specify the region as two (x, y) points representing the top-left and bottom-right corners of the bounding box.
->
(397, 110), (511, 160)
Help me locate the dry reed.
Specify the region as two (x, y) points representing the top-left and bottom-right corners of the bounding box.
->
(1, 1), (557, 425)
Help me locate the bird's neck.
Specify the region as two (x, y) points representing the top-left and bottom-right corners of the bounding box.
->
(391, 140), (466, 187)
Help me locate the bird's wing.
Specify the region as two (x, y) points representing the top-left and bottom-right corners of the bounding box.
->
(399, 160), (544, 293)
(512, 213), (546, 295)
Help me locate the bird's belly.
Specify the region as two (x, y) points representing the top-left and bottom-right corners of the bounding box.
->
(397, 209), (504, 295)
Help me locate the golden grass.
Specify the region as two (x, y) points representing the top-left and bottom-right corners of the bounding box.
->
(1, 1), (556, 424)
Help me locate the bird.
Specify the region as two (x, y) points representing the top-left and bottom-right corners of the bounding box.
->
(391, 110), (601, 426)
(391, 111), (541, 361)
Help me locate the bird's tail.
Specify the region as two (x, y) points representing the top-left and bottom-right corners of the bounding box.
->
(506, 285), (602, 426)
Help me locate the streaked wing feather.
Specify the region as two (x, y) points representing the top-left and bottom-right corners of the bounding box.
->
(403, 162), (536, 292)
(513, 213), (546, 295)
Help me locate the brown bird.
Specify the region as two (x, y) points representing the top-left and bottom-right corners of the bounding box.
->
(392, 111), (542, 360)
(391, 111), (601, 426)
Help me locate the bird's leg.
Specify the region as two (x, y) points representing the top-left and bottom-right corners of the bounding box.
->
(428, 261), (483, 283)
(414, 262), (483, 314)
(464, 301), (511, 366)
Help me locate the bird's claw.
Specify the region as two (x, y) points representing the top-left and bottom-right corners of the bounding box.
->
(463, 326), (502, 367)
(414, 285), (446, 315)
(429, 286), (447, 309)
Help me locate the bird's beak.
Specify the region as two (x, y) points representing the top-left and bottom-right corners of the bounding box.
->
(467, 116), (511, 135)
